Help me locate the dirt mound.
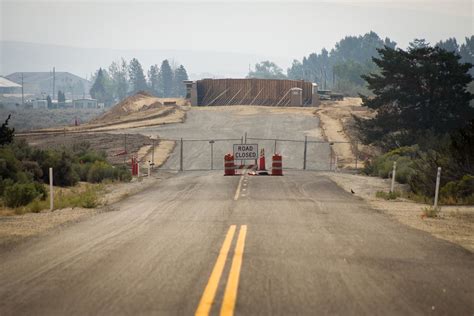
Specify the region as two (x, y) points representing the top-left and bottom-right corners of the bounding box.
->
(92, 91), (163, 124)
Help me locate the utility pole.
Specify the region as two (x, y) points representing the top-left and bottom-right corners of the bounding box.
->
(53, 67), (56, 100)
(21, 73), (24, 106)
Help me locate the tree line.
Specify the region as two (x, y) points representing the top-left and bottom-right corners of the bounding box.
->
(356, 40), (474, 204)
(90, 58), (189, 106)
(247, 32), (474, 96)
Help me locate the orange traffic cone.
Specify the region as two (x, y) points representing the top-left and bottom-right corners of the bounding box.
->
(259, 148), (266, 170)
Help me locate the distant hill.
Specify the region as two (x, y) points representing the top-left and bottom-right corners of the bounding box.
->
(0, 41), (289, 80)
(6, 72), (91, 99)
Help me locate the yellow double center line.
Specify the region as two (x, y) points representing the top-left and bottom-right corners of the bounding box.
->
(195, 225), (248, 316)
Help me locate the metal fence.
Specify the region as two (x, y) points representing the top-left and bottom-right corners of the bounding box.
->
(155, 134), (349, 172)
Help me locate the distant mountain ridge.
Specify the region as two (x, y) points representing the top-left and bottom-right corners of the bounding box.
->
(0, 41), (288, 80)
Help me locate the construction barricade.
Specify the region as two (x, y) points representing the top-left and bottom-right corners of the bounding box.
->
(272, 154), (283, 176)
(224, 154), (235, 176)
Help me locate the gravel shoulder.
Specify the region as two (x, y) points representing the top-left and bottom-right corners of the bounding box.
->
(322, 171), (474, 252)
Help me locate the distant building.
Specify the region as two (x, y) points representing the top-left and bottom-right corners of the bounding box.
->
(32, 99), (48, 109)
(0, 77), (22, 94)
(73, 98), (97, 109)
(5, 72), (91, 99)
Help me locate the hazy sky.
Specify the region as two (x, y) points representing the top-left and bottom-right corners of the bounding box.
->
(2, 0), (473, 60)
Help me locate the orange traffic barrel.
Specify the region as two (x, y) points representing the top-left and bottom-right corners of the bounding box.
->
(272, 154), (283, 176)
(224, 154), (235, 176)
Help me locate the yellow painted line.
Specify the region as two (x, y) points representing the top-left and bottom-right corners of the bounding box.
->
(234, 175), (244, 201)
(195, 225), (236, 316)
(220, 225), (248, 316)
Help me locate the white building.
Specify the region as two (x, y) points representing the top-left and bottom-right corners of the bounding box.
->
(73, 98), (98, 109)
(32, 99), (48, 109)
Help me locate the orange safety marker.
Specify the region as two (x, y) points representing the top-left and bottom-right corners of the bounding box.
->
(259, 148), (266, 171)
(271, 154), (283, 176)
(224, 154), (235, 176)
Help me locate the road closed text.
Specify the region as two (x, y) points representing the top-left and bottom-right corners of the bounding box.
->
(233, 144), (258, 160)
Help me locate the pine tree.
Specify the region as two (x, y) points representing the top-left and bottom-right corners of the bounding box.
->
(109, 58), (129, 101)
(0, 114), (15, 146)
(90, 68), (109, 104)
(58, 90), (66, 103)
(356, 44), (474, 149)
(46, 95), (53, 109)
(128, 58), (148, 94)
(173, 65), (189, 97)
(158, 60), (173, 97)
(148, 64), (160, 96)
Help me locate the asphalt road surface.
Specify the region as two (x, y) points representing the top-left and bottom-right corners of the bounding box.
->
(121, 107), (332, 170)
(1, 107), (473, 315)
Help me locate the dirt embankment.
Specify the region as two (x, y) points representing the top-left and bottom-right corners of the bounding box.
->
(316, 98), (378, 169)
(20, 92), (189, 135)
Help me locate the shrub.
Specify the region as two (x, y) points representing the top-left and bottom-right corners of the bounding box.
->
(364, 146), (416, 183)
(22, 160), (43, 181)
(440, 175), (474, 204)
(87, 161), (131, 183)
(422, 206), (441, 218)
(375, 190), (401, 200)
(3, 182), (44, 207)
(73, 163), (92, 181)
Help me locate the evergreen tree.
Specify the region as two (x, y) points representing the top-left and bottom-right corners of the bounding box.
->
(89, 68), (111, 105)
(57, 90), (66, 103)
(109, 58), (129, 101)
(247, 61), (286, 79)
(436, 38), (459, 54)
(148, 64), (160, 96)
(459, 36), (474, 77)
(173, 65), (189, 97)
(128, 58), (148, 94)
(356, 44), (474, 149)
(46, 95), (52, 109)
(0, 114), (15, 146)
(158, 60), (174, 97)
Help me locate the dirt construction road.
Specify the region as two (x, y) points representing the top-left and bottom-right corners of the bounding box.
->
(1, 107), (473, 315)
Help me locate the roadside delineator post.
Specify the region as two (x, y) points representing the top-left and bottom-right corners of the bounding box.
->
(49, 167), (54, 211)
(180, 138), (184, 172)
(390, 161), (397, 193)
(434, 167), (441, 208)
(303, 136), (307, 170)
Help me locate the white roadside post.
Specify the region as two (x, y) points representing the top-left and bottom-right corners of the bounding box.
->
(390, 161), (397, 193)
(137, 163), (140, 178)
(434, 167), (442, 208)
(49, 167), (54, 211)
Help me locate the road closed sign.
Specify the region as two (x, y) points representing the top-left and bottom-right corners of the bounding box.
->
(233, 144), (258, 160)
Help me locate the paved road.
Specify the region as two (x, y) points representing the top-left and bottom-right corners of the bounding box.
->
(0, 171), (472, 315)
(1, 107), (473, 315)
(121, 107), (332, 170)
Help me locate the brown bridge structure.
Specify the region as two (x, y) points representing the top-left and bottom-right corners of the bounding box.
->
(184, 78), (319, 106)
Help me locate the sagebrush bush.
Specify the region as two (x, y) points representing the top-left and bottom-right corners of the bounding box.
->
(440, 175), (474, 205)
(375, 191), (400, 200)
(364, 146), (416, 184)
(87, 161), (131, 183)
(3, 182), (44, 207)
